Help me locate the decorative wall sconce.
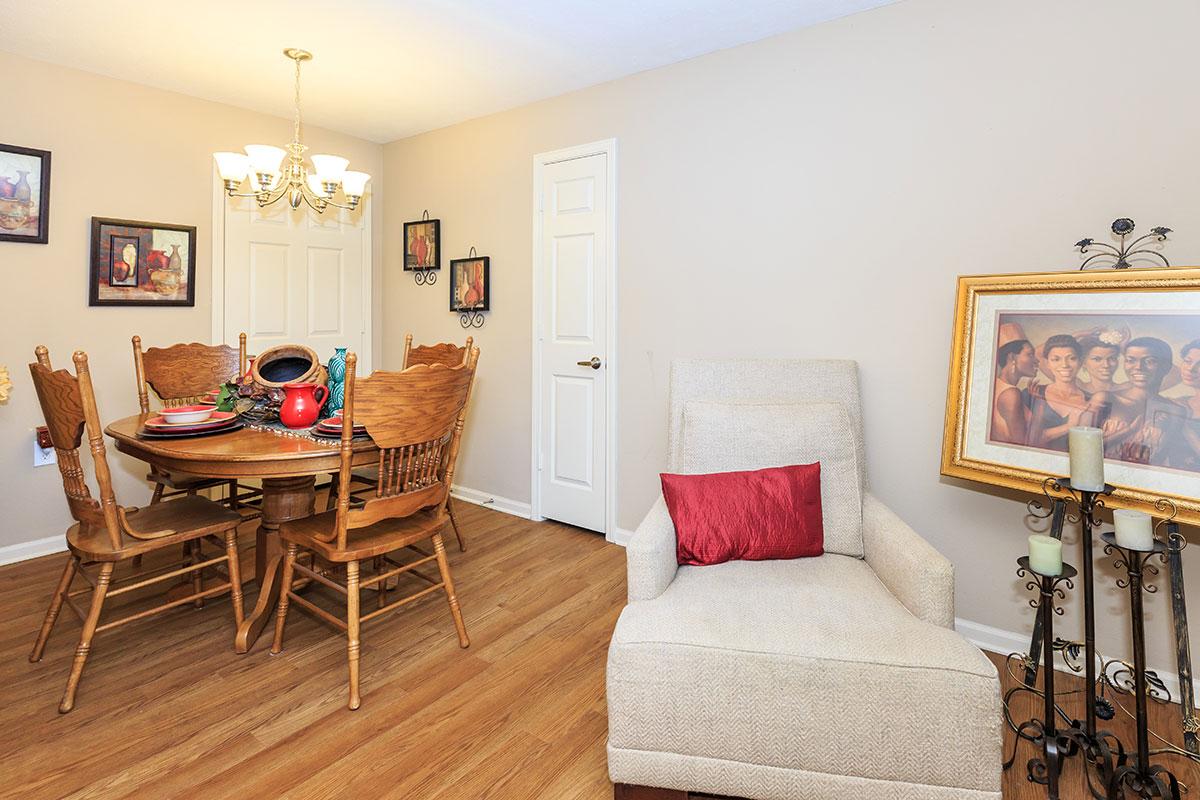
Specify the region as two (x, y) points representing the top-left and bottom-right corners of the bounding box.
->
(1076, 218), (1172, 270)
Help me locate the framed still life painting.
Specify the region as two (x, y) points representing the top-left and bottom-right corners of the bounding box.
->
(404, 218), (440, 272)
(0, 143), (51, 244)
(941, 267), (1200, 524)
(450, 255), (489, 312)
(89, 217), (196, 306)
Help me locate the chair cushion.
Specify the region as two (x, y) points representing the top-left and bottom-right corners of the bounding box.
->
(661, 463), (823, 565)
(676, 401), (864, 557)
(607, 556), (1000, 793)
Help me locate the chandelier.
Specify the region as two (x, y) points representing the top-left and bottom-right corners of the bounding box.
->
(213, 48), (369, 213)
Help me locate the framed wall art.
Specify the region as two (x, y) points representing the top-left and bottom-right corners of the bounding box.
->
(450, 255), (489, 312)
(89, 217), (196, 306)
(942, 267), (1200, 524)
(0, 143), (51, 244)
(403, 217), (440, 273)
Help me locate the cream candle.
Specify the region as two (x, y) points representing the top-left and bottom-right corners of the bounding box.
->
(1028, 534), (1063, 576)
(1068, 426), (1105, 492)
(1113, 508), (1155, 551)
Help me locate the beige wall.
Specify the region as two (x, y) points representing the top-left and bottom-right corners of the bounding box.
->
(382, 0), (1200, 676)
(0, 51), (383, 551)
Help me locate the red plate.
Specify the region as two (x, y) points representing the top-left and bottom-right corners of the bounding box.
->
(144, 411), (237, 431)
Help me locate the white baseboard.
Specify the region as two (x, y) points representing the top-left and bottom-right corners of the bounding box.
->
(609, 527), (635, 547)
(0, 534), (66, 566)
(450, 484), (532, 520)
(956, 616), (1199, 709)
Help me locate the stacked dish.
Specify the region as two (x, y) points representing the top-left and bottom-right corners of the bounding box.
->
(138, 408), (243, 439)
(312, 411), (368, 440)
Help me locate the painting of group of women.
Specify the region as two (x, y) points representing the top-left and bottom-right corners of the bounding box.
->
(988, 312), (1200, 473)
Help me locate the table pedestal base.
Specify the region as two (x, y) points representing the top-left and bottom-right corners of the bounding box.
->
(235, 475), (316, 653)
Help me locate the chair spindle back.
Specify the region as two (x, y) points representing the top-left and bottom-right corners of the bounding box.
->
(133, 333), (247, 411)
(401, 333), (474, 369)
(29, 347), (123, 549)
(331, 347), (480, 549)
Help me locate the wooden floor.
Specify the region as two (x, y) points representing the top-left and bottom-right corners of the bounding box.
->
(0, 502), (1195, 799)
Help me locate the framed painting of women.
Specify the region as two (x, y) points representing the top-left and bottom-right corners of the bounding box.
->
(942, 267), (1200, 524)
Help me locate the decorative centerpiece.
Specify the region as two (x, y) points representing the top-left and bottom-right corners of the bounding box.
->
(326, 347), (347, 416)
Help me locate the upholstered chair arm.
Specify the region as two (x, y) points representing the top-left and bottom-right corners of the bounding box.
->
(862, 492), (955, 629)
(625, 495), (679, 602)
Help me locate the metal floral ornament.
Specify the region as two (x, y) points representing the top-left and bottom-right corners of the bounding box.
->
(0, 365), (11, 403)
(1075, 217), (1172, 270)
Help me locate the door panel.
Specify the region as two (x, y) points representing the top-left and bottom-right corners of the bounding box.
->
(538, 153), (608, 532)
(222, 195), (367, 369)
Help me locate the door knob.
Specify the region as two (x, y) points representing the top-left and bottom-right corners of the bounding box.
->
(577, 357), (602, 370)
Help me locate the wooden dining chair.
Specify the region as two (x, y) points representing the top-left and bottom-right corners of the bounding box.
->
(133, 334), (262, 514)
(328, 334), (474, 551)
(272, 348), (479, 710)
(28, 346), (246, 713)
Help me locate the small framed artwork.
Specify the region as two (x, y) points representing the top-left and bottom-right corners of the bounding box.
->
(404, 218), (440, 272)
(450, 255), (490, 312)
(89, 217), (196, 306)
(0, 143), (51, 244)
(942, 267), (1200, 524)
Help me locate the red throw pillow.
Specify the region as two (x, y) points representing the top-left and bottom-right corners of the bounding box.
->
(660, 463), (824, 566)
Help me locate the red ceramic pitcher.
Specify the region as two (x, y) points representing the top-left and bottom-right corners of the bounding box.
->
(280, 382), (328, 429)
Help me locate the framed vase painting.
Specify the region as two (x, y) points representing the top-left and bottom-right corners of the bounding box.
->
(403, 218), (440, 272)
(942, 267), (1200, 524)
(89, 217), (196, 306)
(0, 143), (51, 244)
(450, 255), (489, 312)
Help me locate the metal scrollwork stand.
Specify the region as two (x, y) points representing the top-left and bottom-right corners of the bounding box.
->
(1101, 532), (1183, 799)
(1006, 557), (1079, 799)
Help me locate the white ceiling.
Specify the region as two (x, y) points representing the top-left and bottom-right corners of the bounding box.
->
(0, 0), (898, 143)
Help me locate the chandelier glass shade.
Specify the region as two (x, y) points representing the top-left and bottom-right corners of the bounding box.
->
(214, 48), (369, 213)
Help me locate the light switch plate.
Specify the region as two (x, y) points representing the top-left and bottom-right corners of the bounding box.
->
(33, 436), (57, 467)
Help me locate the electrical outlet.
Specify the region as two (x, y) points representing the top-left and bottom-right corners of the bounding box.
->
(33, 434), (56, 467)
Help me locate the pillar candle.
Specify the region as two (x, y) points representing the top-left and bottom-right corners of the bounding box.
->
(1113, 508), (1155, 551)
(1028, 534), (1063, 576)
(1068, 426), (1105, 492)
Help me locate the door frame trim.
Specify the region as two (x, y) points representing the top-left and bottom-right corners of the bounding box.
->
(210, 167), (374, 372)
(530, 139), (618, 541)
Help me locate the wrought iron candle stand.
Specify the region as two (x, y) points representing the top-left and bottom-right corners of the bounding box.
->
(1100, 533), (1182, 799)
(1007, 557), (1079, 799)
(1013, 477), (1127, 796)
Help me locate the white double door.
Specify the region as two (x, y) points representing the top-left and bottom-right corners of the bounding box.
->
(220, 194), (369, 370)
(536, 149), (612, 534)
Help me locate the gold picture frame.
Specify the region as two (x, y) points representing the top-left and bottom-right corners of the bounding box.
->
(941, 267), (1200, 524)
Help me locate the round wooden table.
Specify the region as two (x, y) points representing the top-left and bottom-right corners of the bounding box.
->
(105, 414), (378, 653)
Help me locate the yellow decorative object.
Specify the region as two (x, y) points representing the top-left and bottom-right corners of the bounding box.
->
(0, 365), (12, 403)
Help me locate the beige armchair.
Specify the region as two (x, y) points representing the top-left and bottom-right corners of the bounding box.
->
(607, 359), (1001, 800)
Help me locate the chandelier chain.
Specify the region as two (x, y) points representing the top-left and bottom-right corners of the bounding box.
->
(292, 55), (302, 145)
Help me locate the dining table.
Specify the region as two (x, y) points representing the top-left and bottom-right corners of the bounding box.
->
(105, 413), (379, 653)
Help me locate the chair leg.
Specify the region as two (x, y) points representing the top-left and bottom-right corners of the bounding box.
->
(227, 479), (240, 511)
(30, 555), (79, 663)
(270, 543), (299, 655)
(374, 556), (386, 609)
(448, 499), (466, 552)
(346, 560), (362, 710)
(325, 473), (339, 512)
(224, 530), (244, 628)
(150, 482), (165, 504)
(433, 533), (469, 648)
(59, 561), (114, 713)
(188, 540), (205, 609)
